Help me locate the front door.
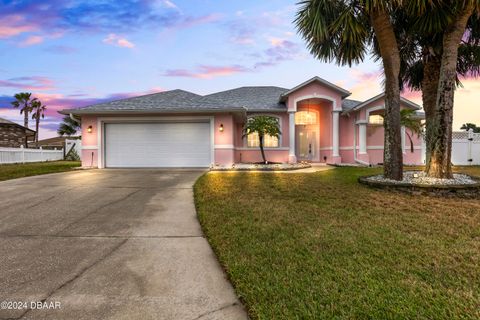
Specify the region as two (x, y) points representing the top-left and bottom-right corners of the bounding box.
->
(296, 125), (317, 161)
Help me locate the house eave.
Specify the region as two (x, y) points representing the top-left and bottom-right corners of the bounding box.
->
(59, 107), (247, 116)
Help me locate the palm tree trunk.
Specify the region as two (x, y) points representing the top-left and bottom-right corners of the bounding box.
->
(370, 8), (403, 180)
(24, 112), (29, 128)
(259, 135), (267, 164)
(426, 5), (474, 178)
(422, 52), (441, 168)
(35, 117), (40, 143)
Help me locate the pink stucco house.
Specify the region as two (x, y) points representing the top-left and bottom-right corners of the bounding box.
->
(61, 76), (424, 168)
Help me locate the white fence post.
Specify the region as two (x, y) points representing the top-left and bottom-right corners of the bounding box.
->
(467, 129), (473, 166)
(21, 145), (25, 164)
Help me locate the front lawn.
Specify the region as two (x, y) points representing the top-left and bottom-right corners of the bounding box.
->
(194, 167), (480, 319)
(0, 161), (81, 181)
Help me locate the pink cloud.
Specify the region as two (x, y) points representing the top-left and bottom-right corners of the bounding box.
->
(164, 65), (249, 79)
(346, 70), (384, 101)
(0, 76), (55, 91)
(102, 34), (135, 48)
(20, 35), (44, 46)
(0, 15), (38, 38)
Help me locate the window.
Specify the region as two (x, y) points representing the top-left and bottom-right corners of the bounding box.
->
(369, 115), (384, 125)
(247, 131), (279, 148)
(246, 116), (280, 148)
(295, 111), (317, 125)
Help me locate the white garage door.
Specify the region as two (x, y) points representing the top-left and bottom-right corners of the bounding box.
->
(104, 122), (211, 168)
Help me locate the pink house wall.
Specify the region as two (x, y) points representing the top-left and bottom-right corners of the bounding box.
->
(77, 88), (423, 167)
(80, 115), (99, 167)
(344, 97), (424, 165)
(286, 82), (342, 112)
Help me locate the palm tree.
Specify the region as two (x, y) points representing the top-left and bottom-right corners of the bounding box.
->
(427, 2), (478, 178)
(31, 99), (47, 143)
(398, 1), (480, 178)
(400, 109), (423, 153)
(242, 116), (281, 164)
(295, 0), (404, 180)
(11, 92), (35, 147)
(460, 123), (480, 133)
(57, 116), (81, 136)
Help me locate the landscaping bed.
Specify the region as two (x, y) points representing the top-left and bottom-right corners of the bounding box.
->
(211, 162), (311, 171)
(0, 161), (81, 181)
(194, 166), (480, 319)
(359, 171), (480, 197)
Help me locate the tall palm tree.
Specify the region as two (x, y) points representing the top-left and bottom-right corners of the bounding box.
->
(295, 0), (404, 180)
(31, 99), (47, 143)
(11, 92), (36, 147)
(427, 2), (479, 178)
(57, 116), (81, 137)
(398, 1), (480, 178)
(242, 116), (281, 164)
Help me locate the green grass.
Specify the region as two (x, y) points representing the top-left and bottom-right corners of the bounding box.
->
(194, 167), (480, 319)
(0, 161), (81, 181)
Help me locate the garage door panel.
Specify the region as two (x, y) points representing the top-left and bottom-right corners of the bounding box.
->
(105, 122), (211, 168)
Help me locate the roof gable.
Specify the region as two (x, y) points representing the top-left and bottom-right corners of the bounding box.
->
(280, 76), (351, 100)
(345, 93), (421, 113)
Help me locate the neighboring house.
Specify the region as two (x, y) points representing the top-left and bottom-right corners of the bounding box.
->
(0, 117), (36, 148)
(36, 136), (80, 150)
(60, 76), (424, 168)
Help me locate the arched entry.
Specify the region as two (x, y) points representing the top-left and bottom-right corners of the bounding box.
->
(295, 109), (319, 161)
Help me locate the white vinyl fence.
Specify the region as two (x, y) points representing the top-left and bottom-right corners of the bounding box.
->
(0, 146), (63, 164)
(452, 129), (480, 165)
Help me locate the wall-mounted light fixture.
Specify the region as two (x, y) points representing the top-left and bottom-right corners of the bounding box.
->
(219, 124), (224, 132)
(87, 125), (93, 133)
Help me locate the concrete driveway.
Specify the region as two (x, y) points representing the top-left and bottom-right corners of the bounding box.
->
(0, 169), (247, 320)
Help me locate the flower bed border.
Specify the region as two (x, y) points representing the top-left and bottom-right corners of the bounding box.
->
(210, 163), (312, 172)
(358, 171), (480, 198)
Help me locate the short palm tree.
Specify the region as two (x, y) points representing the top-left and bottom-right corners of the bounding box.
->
(400, 109), (423, 153)
(31, 99), (47, 143)
(242, 116), (281, 164)
(57, 116), (81, 136)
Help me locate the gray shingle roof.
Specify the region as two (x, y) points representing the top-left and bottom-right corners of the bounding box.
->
(0, 117), (35, 132)
(61, 83), (399, 115)
(342, 99), (362, 111)
(204, 86), (288, 111)
(64, 89), (244, 114)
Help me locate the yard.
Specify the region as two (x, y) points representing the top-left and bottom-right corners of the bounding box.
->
(0, 161), (81, 181)
(194, 166), (480, 319)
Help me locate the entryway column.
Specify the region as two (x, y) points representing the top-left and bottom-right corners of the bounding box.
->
(288, 111), (297, 163)
(332, 110), (341, 158)
(358, 122), (367, 154)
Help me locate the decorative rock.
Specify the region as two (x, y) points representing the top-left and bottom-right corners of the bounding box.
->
(358, 171), (480, 198)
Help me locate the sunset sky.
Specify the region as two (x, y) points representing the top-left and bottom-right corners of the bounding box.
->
(0, 0), (479, 139)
